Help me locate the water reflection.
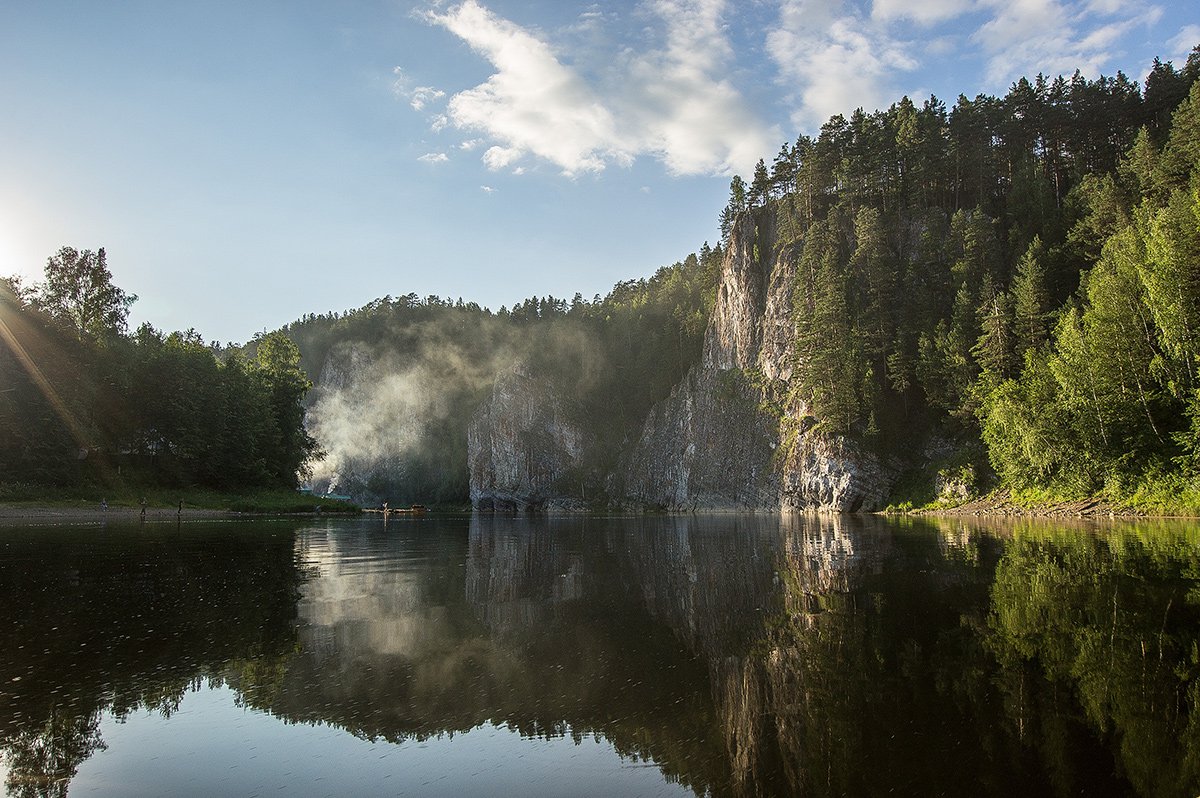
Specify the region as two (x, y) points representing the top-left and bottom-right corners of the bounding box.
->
(0, 521), (305, 796)
(1, 515), (1198, 796)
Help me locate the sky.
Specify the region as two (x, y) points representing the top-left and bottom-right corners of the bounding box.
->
(1, 1), (1196, 345)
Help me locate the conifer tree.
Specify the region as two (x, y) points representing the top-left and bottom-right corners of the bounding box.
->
(1011, 236), (1051, 355)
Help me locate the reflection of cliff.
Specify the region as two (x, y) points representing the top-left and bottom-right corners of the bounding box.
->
(0, 523), (306, 797)
(252, 518), (729, 795)
(10, 517), (1198, 797)
(461, 514), (907, 796)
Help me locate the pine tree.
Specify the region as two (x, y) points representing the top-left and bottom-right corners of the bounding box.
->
(718, 175), (748, 241)
(1011, 236), (1051, 355)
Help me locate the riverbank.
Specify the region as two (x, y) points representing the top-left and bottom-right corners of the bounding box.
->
(0, 505), (242, 524)
(0, 486), (360, 524)
(913, 488), (1200, 519)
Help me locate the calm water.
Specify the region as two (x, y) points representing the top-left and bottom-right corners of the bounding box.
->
(1, 513), (1198, 797)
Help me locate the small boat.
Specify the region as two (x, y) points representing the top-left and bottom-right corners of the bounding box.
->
(377, 504), (429, 516)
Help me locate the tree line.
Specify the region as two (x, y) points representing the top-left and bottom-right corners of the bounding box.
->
(7, 46), (1198, 506)
(279, 245), (721, 504)
(716, 48), (1200, 503)
(0, 248), (317, 491)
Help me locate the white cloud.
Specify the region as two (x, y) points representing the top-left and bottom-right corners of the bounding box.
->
(1169, 24), (1200, 61)
(971, 0), (1163, 86)
(481, 185), (497, 193)
(768, 0), (919, 130)
(459, 138), (483, 150)
(481, 145), (521, 171)
(409, 87), (446, 111)
(424, 0), (622, 176)
(873, 0), (974, 25)
(392, 67), (447, 110)
(418, 152), (449, 163)
(420, 0), (777, 177)
(616, 0), (780, 175)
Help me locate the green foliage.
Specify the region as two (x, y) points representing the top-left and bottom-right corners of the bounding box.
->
(705, 49), (1200, 503)
(34, 246), (135, 343)
(0, 252), (321, 494)
(987, 527), (1200, 795)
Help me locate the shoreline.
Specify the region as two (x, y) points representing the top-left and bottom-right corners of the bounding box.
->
(0, 505), (243, 525)
(909, 489), (1198, 520)
(0, 504), (358, 525)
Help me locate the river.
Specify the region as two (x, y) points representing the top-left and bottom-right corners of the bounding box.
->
(1, 513), (1197, 796)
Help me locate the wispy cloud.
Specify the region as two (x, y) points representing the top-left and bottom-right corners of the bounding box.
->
(767, 0), (918, 130)
(418, 152), (449, 164)
(618, 0), (780, 175)
(415, 0), (777, 177)
(422, 0), (622, 176)
(1168, 24), (1200, 61)
(402, 0), (1179, 176)
(971, 0), (1163, 85)
(873, 0), (974, 25)
(392, 67), (447, 110)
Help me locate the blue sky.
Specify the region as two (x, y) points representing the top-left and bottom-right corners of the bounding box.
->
(1, 1), (1196, 345)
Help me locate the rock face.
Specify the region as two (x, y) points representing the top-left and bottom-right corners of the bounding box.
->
(468, 364), (585, 512)
(621, 211), (893, 511)
(466, 209), (895, 512)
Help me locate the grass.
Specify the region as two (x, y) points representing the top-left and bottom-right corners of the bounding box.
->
(0, 482), (359, 514)
(1111, 473), (1200, 517)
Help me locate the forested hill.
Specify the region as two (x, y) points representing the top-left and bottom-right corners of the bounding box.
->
(272, 249), (721, 504)
(3, 49), (1199, 509)
(283, 49), (1200, 509)
(702, 53), (1200, 505)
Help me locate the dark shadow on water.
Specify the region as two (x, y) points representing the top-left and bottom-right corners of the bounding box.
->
(1, 514), (1198, 796)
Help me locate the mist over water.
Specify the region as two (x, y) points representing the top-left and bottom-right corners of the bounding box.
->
(305, 328), (519, 503)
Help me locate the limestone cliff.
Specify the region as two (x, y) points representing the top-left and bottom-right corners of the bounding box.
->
(622, 211), (894, 511)
(467, 364), (585, 512)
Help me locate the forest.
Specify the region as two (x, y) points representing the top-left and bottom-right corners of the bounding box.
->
(715, 53), (1200, 505)
(2, 48), (1199, 508)
(0, 248), (317, 493)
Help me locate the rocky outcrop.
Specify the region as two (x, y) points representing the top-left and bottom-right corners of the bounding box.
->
(464, 209), (896, 513)
(622, 211), (894, 511)
(468, 364), (585, 512)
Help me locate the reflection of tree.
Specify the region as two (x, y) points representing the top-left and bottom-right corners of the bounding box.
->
(244, 516), (731, 795)
(0, 522), (306, 797)
(6, 515), (1199, 797)
(2, 710), (105, 798)
(987, 521), (1200, 797)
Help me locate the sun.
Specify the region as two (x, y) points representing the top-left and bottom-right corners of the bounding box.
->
(0, 215), (42, 289)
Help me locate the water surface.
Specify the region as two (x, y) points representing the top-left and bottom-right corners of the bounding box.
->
(1, 514), (1197, 796)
